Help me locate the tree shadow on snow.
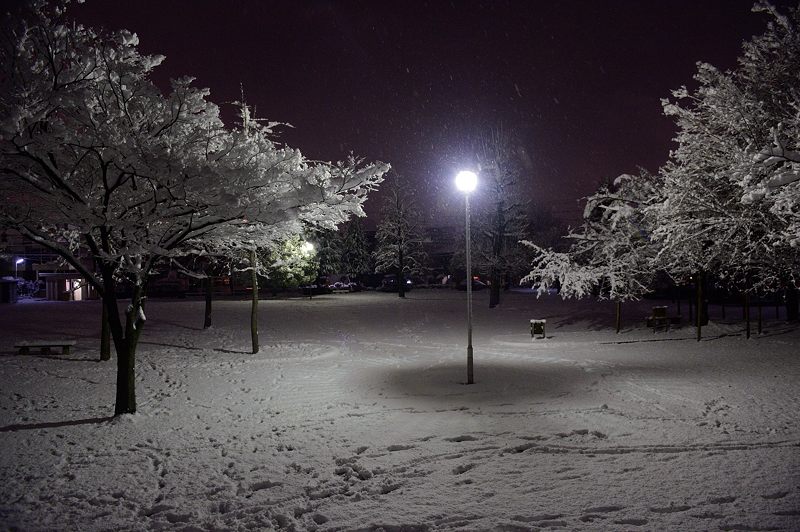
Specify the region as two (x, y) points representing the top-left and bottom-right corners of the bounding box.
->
(155, 320), (204, 331)
(0, 416), (114, 432)
(213, 347), (251, 354)
(138, 340), (202, 351)
(33, 353), (103, 362)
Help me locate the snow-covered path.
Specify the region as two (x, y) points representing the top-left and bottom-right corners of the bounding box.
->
(1, 291), (798, 530)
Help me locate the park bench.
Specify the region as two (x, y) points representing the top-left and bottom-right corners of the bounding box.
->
(14, 340), (76, 356)
(530, 319), (546, 339)
(645, 306), (680, 332)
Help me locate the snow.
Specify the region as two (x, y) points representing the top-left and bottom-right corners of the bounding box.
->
(1, 290), (798, 530)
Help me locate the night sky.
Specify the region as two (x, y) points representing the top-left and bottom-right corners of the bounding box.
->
(69, 0), (784, 227)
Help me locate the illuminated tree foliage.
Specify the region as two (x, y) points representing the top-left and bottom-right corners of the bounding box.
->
(0, 2), (387, 414)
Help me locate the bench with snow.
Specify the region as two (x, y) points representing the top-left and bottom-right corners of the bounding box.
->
(530, 319), (546, 339)
(14, 340), (76, 356)
(645, 306), (680, 332)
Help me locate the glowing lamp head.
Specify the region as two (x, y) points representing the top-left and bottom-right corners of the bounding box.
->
(455, 170), (478, 193)
(301, 241), (314, 254)
(15, 258), (25, 265)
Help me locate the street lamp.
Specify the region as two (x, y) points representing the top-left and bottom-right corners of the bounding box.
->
(15, 258), (25, 278)
(455, 170), (478, 384)
(302, 241), (316, 299)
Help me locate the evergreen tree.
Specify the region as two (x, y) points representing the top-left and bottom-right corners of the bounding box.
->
(374, 174), (426, 298)
(313, 228), (344, 278)
(340, 218), (373, 279)
(261, 235), (318, 292)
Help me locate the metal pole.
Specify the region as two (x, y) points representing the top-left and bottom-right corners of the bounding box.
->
(465, 194), (474, 384)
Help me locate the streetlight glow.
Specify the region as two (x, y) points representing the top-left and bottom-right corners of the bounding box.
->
(15, 258), (25, 278)
(454, 170), (478, 193)
(302, 241), (314, 254)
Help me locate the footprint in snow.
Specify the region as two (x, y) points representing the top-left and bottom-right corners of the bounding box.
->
(387, 444), (415, 452)
(251, 480), (282, 491)
(762, 491), (789, 500)
(615, 518), (648, 526)
(649, 504), (692, 513)
(511, 513), (563, 523)
(452, 463), (476, 475)
(584, 505), (625, 514)
(708, 495), (737, 504)
(444, 435), (479, 442)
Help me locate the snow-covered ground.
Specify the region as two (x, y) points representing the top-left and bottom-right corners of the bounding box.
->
(0, 289), (798, 531)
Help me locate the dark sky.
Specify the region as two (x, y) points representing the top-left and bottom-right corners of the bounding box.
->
(69, 0), (784, 227)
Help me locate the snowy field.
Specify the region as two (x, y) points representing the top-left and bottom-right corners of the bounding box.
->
(0, 290), (798, 531)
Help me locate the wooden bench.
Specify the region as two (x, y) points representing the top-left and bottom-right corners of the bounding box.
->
(530, 319), (546, 339)
(14, 340), (76, 356)
(645, 306), (680, 332)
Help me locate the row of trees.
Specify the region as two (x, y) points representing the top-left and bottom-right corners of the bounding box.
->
(523, 2), (800, 335)
(0, 2), (389, 414)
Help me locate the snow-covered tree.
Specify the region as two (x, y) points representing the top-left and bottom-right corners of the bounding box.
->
(260, 235), (318, 293)
(373, 173), (426, 298)
(471, 127), (531, 308)
(654, 1), (800, 326)
(0, 3), (387, 414)
(339, 217), (373, 279)
(312, 228), (343, 278)
(523, 171), (661, 331)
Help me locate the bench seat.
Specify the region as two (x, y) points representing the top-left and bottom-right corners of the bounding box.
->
(14, 340), (76, 356)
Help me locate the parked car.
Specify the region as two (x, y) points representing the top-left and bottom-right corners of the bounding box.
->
(326, 274), (362, 292)
(379, 274), (413, 292)
(299, 277), (332, 296)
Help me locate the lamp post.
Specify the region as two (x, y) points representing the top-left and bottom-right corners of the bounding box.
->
(15, 258), (24, 278)
(455, 170), (478, 384)
(302, 241), (315, 299)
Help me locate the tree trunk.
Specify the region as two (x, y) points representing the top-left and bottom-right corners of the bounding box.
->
(742, 293), (747, 321)
(489, 199), (504, 309)
(615, 300), (622, 334)
(397, 245), (405, 299)
(757, 300), (763, 335)
(489, 270), (500, 309)
(745, 292), (751, 339)
(250, 250), (259, 354)
(106, 279), (147, 416)
(114, 334), (137, 416)
(786, 286), (799, 322)
(203, 276), (213, 329)
(696, 272), (703, 341)
(100, 301), (111, 361)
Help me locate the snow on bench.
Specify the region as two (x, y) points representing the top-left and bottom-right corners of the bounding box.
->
(645, 306), (680, 332)
(530, 319), (546, 339)
(14, 340), (76, 356)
